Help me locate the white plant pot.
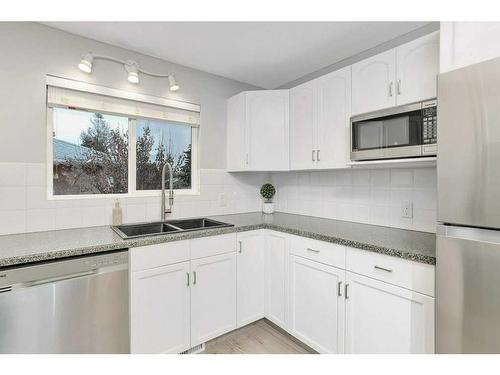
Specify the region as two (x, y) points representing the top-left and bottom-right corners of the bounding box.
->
(262, 202), (274, 214)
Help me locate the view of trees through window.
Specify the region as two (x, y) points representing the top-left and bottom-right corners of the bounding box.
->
(52, 108), (192, 196)
(136, 119), (192, 190)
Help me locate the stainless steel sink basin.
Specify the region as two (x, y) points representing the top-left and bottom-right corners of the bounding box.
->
(112, 218), (233, 239)
(166, 218), (228, 230)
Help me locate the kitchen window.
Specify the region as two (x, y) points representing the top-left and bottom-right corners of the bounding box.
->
(46, 77), (200, 198)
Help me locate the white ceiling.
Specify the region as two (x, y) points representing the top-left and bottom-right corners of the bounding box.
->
(43, 22), (430, 89)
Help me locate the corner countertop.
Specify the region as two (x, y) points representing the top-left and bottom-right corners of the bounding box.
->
(0, 212), (436, 268)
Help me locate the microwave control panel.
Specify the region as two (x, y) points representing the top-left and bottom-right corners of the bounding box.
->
(423, 106), (437, 144)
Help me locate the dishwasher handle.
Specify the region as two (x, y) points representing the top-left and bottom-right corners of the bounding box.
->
(21, 269), (99, 288)
(0, 269), (99, 293)
(0, 251), (128, 291)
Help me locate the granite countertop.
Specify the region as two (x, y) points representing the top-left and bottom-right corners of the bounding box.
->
(0, 212), (436, 268)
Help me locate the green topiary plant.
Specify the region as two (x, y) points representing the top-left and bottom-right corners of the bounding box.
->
(260, 183), (276, 203)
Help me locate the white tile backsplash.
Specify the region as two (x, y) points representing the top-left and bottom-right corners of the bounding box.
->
(271, 167), (437, 233)
(0, 163), (270, 236)
(0, 163), (26, 186)
(0, 162), (437, 235)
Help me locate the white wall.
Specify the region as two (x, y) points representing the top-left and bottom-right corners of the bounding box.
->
(271, 167), (437, 233)
(0, 22), (260, 168)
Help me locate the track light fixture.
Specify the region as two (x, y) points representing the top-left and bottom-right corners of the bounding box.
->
(77, 52), (180, 91)
(124, 61), (140, 84)
(168, 75), (179, 92)
(78, 53), (93, 73)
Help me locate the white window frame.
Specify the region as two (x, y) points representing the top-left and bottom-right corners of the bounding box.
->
(46, 79), (200, 200)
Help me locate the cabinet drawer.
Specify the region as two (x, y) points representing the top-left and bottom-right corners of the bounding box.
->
(190, 233), (237, 260)
(290, 236), (345, 268)
(130, 240), (190, 272)
(346, 247), (435, 296)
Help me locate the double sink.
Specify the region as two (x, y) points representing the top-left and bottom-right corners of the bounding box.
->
(112, 218), (234, 239)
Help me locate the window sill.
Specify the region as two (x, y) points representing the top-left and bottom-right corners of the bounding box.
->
(48, 189), (200, 200)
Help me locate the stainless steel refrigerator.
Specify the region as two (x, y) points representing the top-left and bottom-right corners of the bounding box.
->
(437, 56), (500, 353)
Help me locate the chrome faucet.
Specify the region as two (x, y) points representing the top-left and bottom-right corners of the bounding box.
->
(161, 162), (174, 221)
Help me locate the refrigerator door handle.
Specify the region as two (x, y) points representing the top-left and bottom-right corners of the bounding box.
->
(437, 224), (500, 244)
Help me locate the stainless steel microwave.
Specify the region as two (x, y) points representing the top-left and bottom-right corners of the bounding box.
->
(350, 100), (437, 161)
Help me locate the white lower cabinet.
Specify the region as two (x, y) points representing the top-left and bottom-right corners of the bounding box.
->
(236, 231), (265, 327)
(288, 255), (345, 354)
(190, 253), (237, 346)
(130, 231), (435, 354)
(265, 231), (289, 329)
(130, 261), (191, 354)
(129, 235), (237, 354)
(344, 271), (435, 354)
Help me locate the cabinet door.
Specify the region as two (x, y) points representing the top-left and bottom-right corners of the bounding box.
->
(227, 93), (247, 171)
(315, 66), (351, 169)
(345, 272), (435, 354)
(265, 232), (289, 329)
(440, 22), (500, 73)
(290, 83), (316, 170)
(190, 253), (237, 346)
(246, 90), (290, 171)
(396, 31), (439, 105)
(237, 232), (265, 327)
(352, 49), (396, 115)
(289, 256), (345, 353)
(130, 262), (191, 354)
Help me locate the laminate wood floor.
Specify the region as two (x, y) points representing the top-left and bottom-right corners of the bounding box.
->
(204, 319), (316, 354)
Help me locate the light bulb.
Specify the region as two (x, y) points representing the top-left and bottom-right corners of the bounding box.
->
(127, 71), (139, 84)
(168, 75), (179, 91)
(125, 61), (140, 84)
(78, 53), (93, 73)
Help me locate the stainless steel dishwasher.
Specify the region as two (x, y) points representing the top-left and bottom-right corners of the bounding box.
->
(0, 250), (129, 353)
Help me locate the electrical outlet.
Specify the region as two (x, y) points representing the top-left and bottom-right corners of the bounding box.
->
(219, 193), (227, 207)
(401, 201), (413, 218)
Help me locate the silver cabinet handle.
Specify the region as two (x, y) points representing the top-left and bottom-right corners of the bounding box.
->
(317, 149), (320, 161)
(374, 265), (393, 273)
(306, 247), (320, 253)
(345, 283), (349, 299)
(397, 79), (402, 95)
(193, 271), (197, 285)
(245, 153), (249, 165)
(389, 81), (394, 97)
(337, 281), (343, 297)
(312, 150), (316, 162)
(186, 272), (190, 287)
(238, 240), (242, 253)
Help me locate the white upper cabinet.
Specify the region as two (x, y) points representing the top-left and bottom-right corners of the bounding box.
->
(352, 32), (440, 115)
(344, 271), (435, 354)
(315, 67), (351, 169)
(227, 90), (289, 171)
(440, 22), (500, 73)
(290, 67), (351, 170)
(236, 231), (266, 327)
(226, 93), (247, 171)
(396, 31), (439, 105)
(352, 49), (397, 115)
(290, 82), (316, 170)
